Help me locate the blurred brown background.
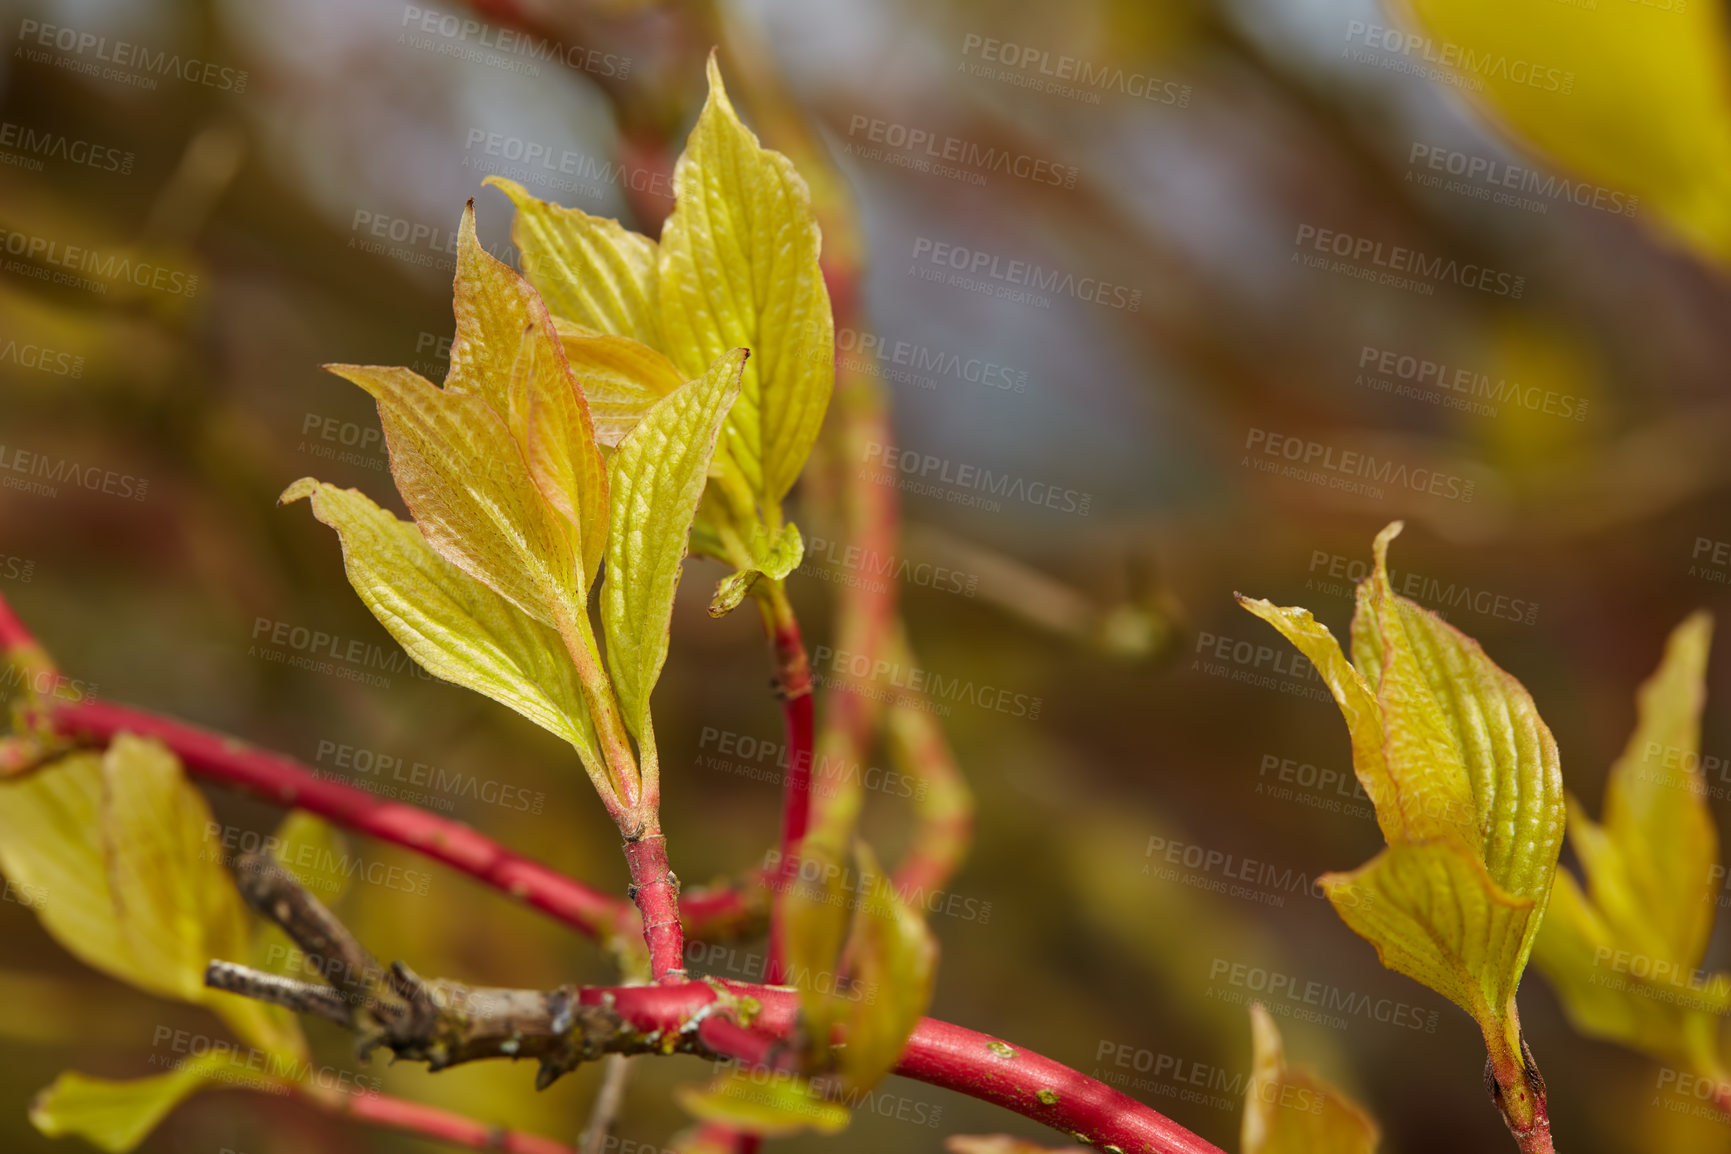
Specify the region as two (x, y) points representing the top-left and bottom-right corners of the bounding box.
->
(4, 0), (1731, 1151)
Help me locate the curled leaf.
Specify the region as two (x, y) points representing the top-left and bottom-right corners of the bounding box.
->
(837, 842), (937, 1092)
(710, 523), (804, 617)
(1239, 523), (1563, 1072)
(781, 830), (854, 1067)
(1242, 1004), (1379, 1154)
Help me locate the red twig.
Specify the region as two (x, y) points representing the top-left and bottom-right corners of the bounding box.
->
(336, 1089), (576, 1153)
(761, 590), (814, 985)
(42, 698), (759, 944)
(570, 980), (1226, 1154)
(621, 826), (685, 981)
(898, 1017), (1224, 1154)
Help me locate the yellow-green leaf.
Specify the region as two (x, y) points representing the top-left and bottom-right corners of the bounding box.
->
(1597, 611), (1716, 964)
(1239, 522), (1564, 1048)
(1532, 613), (1731, 1068)
(280, 480), (602, 781)
(485, 175), (662, 346)
(839, 842), (937, 1092)
(1351, 522), (1562, 905)
(1322, 840), (1536, 1029)
(552, 319), (684, 446)
(445, 204), (607, 588)
(326, 363), (581, 630)
(1242, 1004), (1380, 1154)
(31, 1052), (269, 1154)
(709, 523), (804, 618)
(1532, 868), (1731, 1063)
(270, 811), (352, 906)
(0, 739), (303, 1058)
(780, 830), (854, 1068)
(1398, 0), (1731, 266)
(675, 1069), (849, 1138)
(658, 55), (834, 509)
(602, 348), (746, 739)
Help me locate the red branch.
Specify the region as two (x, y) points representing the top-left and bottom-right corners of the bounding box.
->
(42, 698), (757, 944)
(575, 980), (1226, 1154)
(762, 594), (815, 985)
(622, 827), (685, 981)
(335, 1089), (576, 1153)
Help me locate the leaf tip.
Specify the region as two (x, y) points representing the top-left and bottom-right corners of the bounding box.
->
(1678, 607), (1715, 648)
(278, 477), (319, 507)
(1371, 520), (1404, 576)
(1248, 1001), (1281, 1062)
(481, 174), (527, 203)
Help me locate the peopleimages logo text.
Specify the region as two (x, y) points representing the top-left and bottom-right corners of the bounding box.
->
(399, 6), (630, 78)
(1294, 224), (1524, 298)
(863, 441), (1092, 516)
(911, 237), (1141, 312)
(0, 227), (199, 298)
(16, 20), (248, 91)
(1244, 428), (1476, 503)
(960, 34), (1192, 106)
(0, 120), (133, 174)
(1343, 21), (1574, 94)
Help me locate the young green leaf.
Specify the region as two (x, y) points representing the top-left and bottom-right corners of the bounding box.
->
(674, 1069), (849, 1138)
(31, 1052), (272, 1154)
(280, 479), (606, 787)
(446, 203), (608, 588)
(709, 522), (804, 618)
(325, 364), (582, 629)
(780, 830), (854, 1067)
(503, 317), (609, 590)
(838, 842), (937, 1092)
(658, 54), (835, 510)
(1592, 611), (1717, 964)
(1239, 522), (1564, 1099)
(0, 739), (304, 1058)
(484, 175), (663, 346)
(552, 320), (684, 446)
(1533, 613), (1731, 1070)
(602, 348), (747, 739)
(1321, 840), (1539, 1035)
(1242, 1004), (1380, 1154)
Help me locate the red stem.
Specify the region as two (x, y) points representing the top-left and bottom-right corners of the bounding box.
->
(763, 595), (814, 985)
(42, 698), (758, 944)
(622, 827), (685, 981)
(334, 1089), (576, 1153)
(575, 980), (1226, 1154)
